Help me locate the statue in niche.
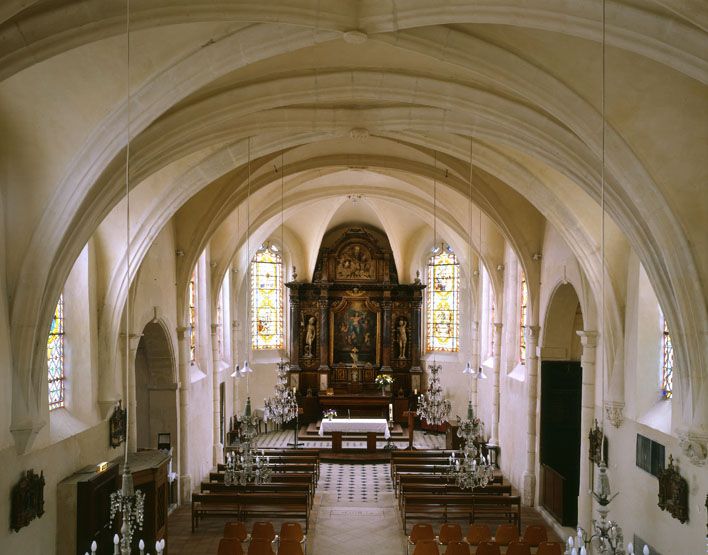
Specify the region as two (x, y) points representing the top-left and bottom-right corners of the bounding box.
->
(397, 318), (408, 359)
(304, 316), (316, 357)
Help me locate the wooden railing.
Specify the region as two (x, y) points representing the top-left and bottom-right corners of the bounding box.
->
(540, 463), (566, 523)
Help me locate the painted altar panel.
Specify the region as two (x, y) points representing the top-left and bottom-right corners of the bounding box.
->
(330, 297), (381, 366)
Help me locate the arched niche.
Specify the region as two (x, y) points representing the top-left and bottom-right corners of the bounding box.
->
(539, 282), (584, 526)
(135, 321), (178, 451)
(541, 283), (584, 361)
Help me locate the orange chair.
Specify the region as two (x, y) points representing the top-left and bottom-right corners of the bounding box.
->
(407, 523), (436, 555)
(506, 540), (532, 555)
(411, 539), (440, 555)
(279, 522), (306, 554)
(522, 524), (548, 547)
(537, 542), (563, 555)
(475, 542), (501, 555)
(443, 540), (470, 555)
(465, 523), (492, 546)
(438, 523), (463, 545)
(277, 539), (304, 555)
(494, 523), (519, 546)
(251, 522), (277, 542)
(224, 521), (249, 541)
(218, 538), (245, 555)
(247, 538), (276, 555)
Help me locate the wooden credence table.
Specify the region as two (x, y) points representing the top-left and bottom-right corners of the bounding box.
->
(318, 418), (391, 452)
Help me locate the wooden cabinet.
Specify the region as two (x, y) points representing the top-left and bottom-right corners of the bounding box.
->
(57, 451), (169, 555)
(118, 451), (170, 554)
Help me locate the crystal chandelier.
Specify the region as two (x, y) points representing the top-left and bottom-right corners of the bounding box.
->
(448, 401), (494, 489)
(224, 396), (272, 485)
(263, 361), (298, 425)
(416, 363), (451, 426)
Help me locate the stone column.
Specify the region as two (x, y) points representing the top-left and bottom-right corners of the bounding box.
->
(230, 266), (240, 416)
(489, 323), (503, 446)
(522, 325), (540, 506)
(123, 332), (142, 454)
(470, 321), (479, 409)
(381, 298), (393, 372)
(317, 295), (330, 372)
(577, 330), (598, 530)
(176, 325), (192, 503)
(211, 323), (223, 465)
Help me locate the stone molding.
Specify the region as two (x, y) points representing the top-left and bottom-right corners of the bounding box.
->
(604, 401), (625, 428)
(677, 428), (707, 466)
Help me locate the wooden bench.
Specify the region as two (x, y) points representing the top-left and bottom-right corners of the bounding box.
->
(191, 491), (309, 532)
(401, 493), (520, 533)
(398, 483), (512, 509)
(395, 470), (503, 497)
(218, 456), (320, 479)
(200, 481), (314, 506)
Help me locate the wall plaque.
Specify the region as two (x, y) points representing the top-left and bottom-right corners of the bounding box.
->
(658, 454), (688, 523)
(11, 469), (45, 532)
(109, 400), (127, 448)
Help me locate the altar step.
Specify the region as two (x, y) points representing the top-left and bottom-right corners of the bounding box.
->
(298, 421), (407, 443)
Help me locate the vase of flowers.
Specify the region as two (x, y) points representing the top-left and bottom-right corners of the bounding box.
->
(374, 374), (394, 396)
(323, 409), (337, 421)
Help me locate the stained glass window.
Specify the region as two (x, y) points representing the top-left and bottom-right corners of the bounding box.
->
(48, 294), (65, 410)
(216, 288), (223, 357)
(661, 316), (673, 399)
(519, 271), (528, 361)
(189, 271), (197, 363)
(251, 243), (284, 350)
(426, 244), (460, 352)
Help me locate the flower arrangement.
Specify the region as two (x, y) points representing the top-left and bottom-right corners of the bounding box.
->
(323, 409), (337, 420)
(374, 374), (394, 386)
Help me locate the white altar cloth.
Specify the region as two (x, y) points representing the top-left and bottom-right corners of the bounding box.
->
(318, 418), (390, 439)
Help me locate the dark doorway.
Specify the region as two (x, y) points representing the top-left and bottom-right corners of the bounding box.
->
(540, 360), (582, 526)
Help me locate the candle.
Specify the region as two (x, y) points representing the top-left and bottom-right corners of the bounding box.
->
(414, 388), (417, 395)
(389, 403), (393, 421)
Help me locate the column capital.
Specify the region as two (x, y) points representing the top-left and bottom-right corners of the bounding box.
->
(211, 323), (219, 335)
(524, 325), (540, 341)
(604, 400), (625, 428)
(493, 322), (503, 331)
(176, 326), (187, 340)
(576, 330), (599, 348)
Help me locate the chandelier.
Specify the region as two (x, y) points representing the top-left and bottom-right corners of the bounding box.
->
(448, 401), (494, 489)
(224, 442), (273, 486)
(416, 363), (451, 426)
(263, 361), (298, 425)
(237, 396), (260, 441)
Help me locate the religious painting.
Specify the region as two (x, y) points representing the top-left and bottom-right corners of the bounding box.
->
(335, 243), (375, 281)
(319, 373), (328, 391)
(330, 299), (380, 366)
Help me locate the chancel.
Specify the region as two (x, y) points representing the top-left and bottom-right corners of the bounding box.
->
(0, 2), (706, 555)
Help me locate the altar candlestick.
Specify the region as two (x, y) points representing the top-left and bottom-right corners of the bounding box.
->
(389, 403), (393, 421)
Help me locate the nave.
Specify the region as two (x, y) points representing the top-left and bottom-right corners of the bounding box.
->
(170, 436), (562, 555)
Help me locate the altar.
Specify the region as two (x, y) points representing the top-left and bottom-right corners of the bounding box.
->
(318, 418), (390, 452)
(318, 393), (391, 419)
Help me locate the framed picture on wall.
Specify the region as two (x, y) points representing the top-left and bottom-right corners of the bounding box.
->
(319, 373), (328, 391)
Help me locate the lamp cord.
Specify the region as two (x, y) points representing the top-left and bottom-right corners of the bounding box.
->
(124, 0), (131, 468)
(600, 0), (607, 465)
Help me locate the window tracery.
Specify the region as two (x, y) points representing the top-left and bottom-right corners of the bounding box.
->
(426, 243), (460, 352)
(661, 314), (673, 399)
(519, 271), (528, 361)
(189, 271), (197, 363)
(251, 243), (284, 350)
(48, 294), (65, 410)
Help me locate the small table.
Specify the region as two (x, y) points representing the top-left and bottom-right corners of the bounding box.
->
(318, 418), (391, 452)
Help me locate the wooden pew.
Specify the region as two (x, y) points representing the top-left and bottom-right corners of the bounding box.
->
(398, 483), (512, 509)
(401, 493), (520, 533)
(394, 469), (503, 497)
(191, 491), (309, 532)
(200, 481), (314, 506)
(218, 456), (320, 479)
